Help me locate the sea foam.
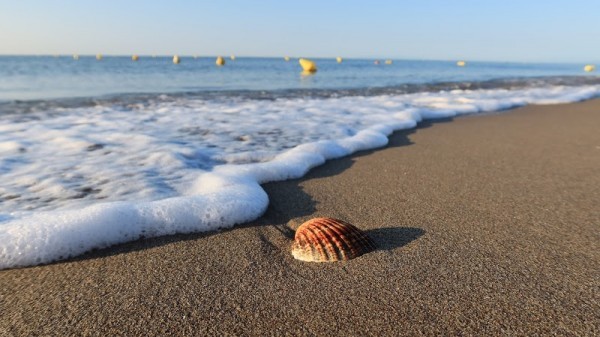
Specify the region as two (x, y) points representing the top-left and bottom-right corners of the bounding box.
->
(1, 85), (599, 268)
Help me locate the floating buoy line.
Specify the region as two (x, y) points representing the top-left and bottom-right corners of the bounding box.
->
(58, 54), (596, 77)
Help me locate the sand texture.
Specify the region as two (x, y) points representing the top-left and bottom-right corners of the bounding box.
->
(1, 100), (599, 336)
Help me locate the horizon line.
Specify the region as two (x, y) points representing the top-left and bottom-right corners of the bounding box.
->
(0, 53), (596, 65)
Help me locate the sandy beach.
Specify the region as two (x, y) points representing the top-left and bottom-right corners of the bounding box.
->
(1, 99), (599, 336)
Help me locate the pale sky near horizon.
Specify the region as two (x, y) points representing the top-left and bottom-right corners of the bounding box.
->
(1, 0), (599, 63)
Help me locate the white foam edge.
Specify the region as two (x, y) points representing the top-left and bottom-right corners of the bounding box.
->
(1, 87), (599, 269)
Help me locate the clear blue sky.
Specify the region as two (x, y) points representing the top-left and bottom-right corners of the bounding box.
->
(1, 0), (598, 63)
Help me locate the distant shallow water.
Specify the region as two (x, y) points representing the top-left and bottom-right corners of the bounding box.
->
(0, 56), (599, 268)
(0, 56), (596, 101)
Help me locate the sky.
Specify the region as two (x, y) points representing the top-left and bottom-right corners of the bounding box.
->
(1, 0), (599, 63)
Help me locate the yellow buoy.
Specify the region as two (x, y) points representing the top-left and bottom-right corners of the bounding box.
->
(336, 57), (343, 63)
(584, 64), (596, 72)
(132, 55), (139, 61)
(73, 54), (79, 60)
(216, 56), (225, 66)
(385, 59), (393, 65)
(173, 55), (180, 64)
(299, 58), (317, 73)
(96, 54), (103, 61)
(457, 60), (466, 67)
(284, 56), (290, 61)
(230, 55), (236, 61)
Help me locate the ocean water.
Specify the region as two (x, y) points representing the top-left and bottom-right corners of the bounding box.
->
(1, 56), (599, 268)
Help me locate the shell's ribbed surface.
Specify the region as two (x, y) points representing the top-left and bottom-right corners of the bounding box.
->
(291, 217), (376, 262)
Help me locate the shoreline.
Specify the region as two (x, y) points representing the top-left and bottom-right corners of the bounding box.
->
(2, 99), (599, 335)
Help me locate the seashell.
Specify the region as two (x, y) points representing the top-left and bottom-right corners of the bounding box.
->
(291, 217), (376, 262)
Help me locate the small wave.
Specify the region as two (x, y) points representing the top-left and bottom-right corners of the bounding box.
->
(2, 76), (600, 116)
(0, 83), (599, 269)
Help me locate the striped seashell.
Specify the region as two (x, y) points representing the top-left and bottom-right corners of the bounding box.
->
(291, 217), (376, 262)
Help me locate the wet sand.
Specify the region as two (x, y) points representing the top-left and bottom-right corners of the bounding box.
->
(1, 100), (599, 336)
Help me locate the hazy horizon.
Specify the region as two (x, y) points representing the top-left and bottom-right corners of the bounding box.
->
(0, 54), (596, 66)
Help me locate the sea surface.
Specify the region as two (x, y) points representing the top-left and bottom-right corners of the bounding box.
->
(1, 55), (599, 268)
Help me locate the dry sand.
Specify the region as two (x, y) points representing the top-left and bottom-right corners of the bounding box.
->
(1, 100), (599, 336)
